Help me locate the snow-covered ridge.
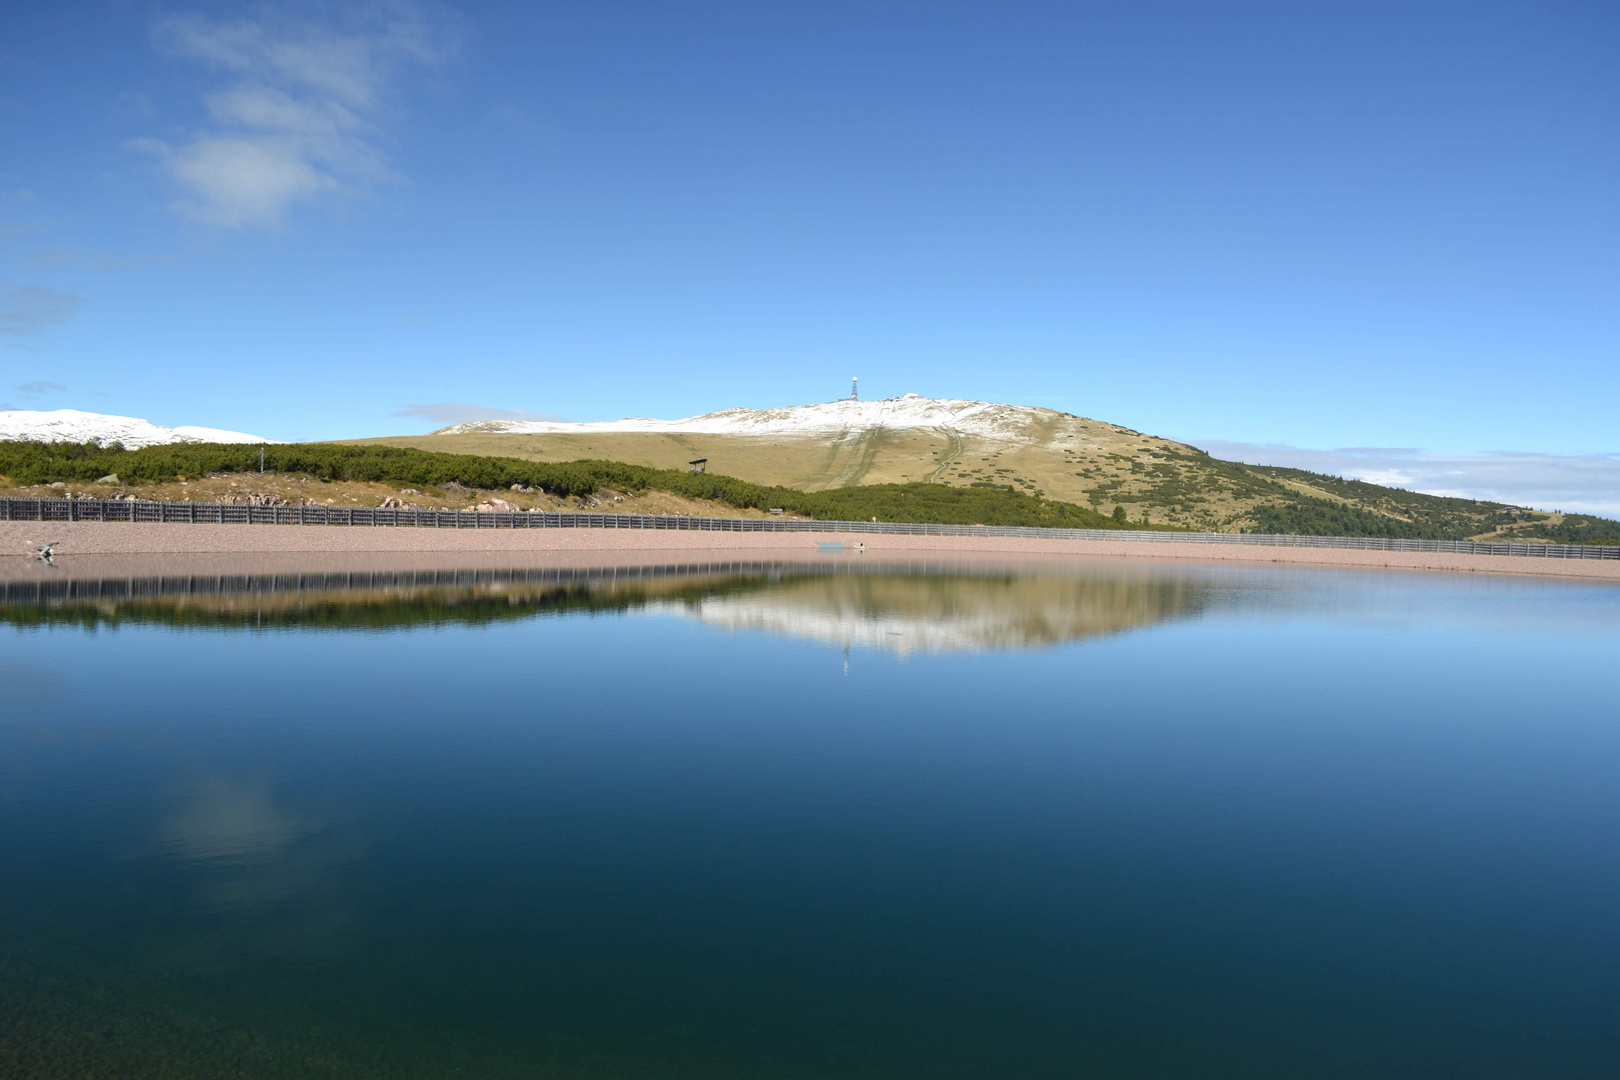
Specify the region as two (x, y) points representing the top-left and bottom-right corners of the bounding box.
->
(0, 409), (275, 449)
(435, 396), (1062, 440)
(647, 595), (1050, 655)
(645, 588), (1169, 656)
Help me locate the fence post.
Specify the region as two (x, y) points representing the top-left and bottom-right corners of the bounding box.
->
(9, 493), (1618, 559)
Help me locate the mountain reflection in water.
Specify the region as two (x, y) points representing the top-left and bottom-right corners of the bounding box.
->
(4, 558), (1618, 1078)
(652, 571), (1205, 653)
(1, 559), (1209, 652)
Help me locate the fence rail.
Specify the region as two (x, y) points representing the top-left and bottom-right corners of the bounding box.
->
(0, 558), (991, 608)
(4, 496), (1616, 561)
(0, 560), (790, 607)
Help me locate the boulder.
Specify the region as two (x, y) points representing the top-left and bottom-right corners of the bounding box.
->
(97, 473), (120, 484)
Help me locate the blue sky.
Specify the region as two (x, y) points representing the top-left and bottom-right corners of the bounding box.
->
(2, 2), (1617, 507)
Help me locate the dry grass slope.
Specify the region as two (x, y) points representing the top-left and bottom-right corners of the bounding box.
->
(351, 408), (1543, 539)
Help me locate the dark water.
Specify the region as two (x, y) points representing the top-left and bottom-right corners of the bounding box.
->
(2, 558), (1618, 1078)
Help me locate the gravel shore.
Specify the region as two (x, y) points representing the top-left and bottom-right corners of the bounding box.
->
(3, 520), (1617, 583)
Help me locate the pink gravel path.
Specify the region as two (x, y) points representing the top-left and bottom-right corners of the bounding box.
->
(3, 520), (1617, 583)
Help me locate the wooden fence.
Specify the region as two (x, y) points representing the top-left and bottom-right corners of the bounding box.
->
(4, 495), (1616, 560)
(0, 558), (1003, 608)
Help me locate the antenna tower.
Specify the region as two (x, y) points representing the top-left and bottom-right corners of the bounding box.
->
(850, 376), (858, 402)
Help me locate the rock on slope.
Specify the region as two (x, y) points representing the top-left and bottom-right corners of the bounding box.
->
(0, 409), (275, 449)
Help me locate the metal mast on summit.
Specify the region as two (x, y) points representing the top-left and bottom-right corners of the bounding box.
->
(850, 376), (858, 401)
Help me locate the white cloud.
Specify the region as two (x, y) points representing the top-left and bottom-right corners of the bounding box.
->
(162, 777), (308, 864)
(1192, 440), (1620, 518)
(0, 283), (83, 335)
(139, 4), (451, 227)
(164, 136), (337, 225)
(28, 247), (179, 273)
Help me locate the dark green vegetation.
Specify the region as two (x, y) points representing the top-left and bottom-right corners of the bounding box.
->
(1246, 493), (1512, 540)
(0, 578), (779, 633)
(1508, 513), (1620, 545)
(0, 440), (1129, 530)
(1242, 465), (1523, 539)
(0, 585), (635, 632)
(4, 439), (1615, 541)
(1238, 466), (1620, 542)
(1083, 448), (1529, 539)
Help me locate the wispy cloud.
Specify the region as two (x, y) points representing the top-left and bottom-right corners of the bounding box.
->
(0, 284), (83, 336)
(1193, 440), (1620, 518)
(28, 248), (180, 273)
(394, 403), (569, 425)
(136, 4), (453, 227)
(0, 380), (69, 409)
(162, 777), (309, 865)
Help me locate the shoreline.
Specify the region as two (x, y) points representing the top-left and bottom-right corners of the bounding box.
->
(3, 521), (1618, 583)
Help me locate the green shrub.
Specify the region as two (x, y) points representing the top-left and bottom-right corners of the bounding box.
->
(0, 440), (1141, 530)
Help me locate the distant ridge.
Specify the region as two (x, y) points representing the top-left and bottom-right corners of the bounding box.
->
(378, 394), (1604, 541)
(434, 396), (1058, 441)
(0, 409), (275, 450)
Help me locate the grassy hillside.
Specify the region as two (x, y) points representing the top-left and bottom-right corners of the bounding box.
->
(354, 414), (1571, 539)
(0, 440), (1129, 530)
(4, 437), (1613, 541)
(1505, 513), (1620, 545)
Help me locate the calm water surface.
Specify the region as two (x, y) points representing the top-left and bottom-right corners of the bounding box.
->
(1, 558), (1617, 1077)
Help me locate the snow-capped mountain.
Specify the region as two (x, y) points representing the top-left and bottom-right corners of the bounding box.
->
(647, 593), (1050, 655)
(0, 409), (275, 449)
(643, 571), (1198, 655)
(436, 395), (1059, 441)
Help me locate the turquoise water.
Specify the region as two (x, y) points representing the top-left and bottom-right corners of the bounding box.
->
(2, 559), (1617, 1077)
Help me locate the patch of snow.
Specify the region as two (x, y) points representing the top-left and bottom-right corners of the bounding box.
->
(435, 397), (1063, 441)
(0, 409), (276, 449)
(646, 584), (1140, 655)
(169, 425), (277, 444)
(648, 595), (1040, 654)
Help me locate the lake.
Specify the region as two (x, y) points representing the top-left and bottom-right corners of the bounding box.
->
(2, 555), (1617, 1077)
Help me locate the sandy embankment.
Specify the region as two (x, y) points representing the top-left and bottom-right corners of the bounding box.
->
(2, 520), (1618, 583)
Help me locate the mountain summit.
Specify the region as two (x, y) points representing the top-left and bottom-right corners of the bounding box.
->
(435, 396), (1058, 441)
(0, 409), (274, 449)
(382, 394), (1547, 539)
